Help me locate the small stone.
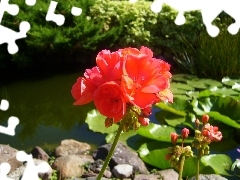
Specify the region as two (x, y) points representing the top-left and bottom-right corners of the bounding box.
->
(52, 155), (94, 179)
(134, 174), (161, 180)
(31, 146), (49, 161)
(158, 169), (179, 180)
(188, 174), (228, 180)
(55, 139), (91, 157)
(112, 164), (133, 178)
(0, 144), (22, 173)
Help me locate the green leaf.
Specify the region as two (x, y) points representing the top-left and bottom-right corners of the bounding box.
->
(155, 98), (188, 117)
(85, 109), (118, 134)
(201, 154), (232, 176)
(187, 79), (222, 89)
(183, 157), (205, 178)
(136, 123), (176, 142)
(138, 142), (172, 169)
(231, 159), (240, 171)
(171, 82), (194, 91)
(172, 74), (198, 83)
(192, 96), (240, 128)
(222, 77), (240, 87)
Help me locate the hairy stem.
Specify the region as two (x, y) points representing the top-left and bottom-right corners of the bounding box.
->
(178, 155), (185, 180)
(97, 121), (124, 180)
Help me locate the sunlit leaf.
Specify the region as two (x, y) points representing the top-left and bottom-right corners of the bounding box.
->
(201, 154), (232, 176)
(136, 123), (176, 142)
(222, 77), (240, 87)
(171, 82), (194, 91)
(85, 109), (118, 134)
(192, 96), (240, 128)
(172, 74), (197, 83)
(187, 79), (222, 89)
(138, 142), (172, 169)
(155, 98), (188, 116)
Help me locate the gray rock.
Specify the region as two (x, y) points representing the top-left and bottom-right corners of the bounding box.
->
(188, 174), (228, 180)
(159, 169), (179, 180)
(55, 139), (91, 157)
(52, 155), (94, 180)
(31, 146), (49, 162)
(7, 158), (52, 180)
(134, 174), (161, 180)
(34, 159), (52, 180)
(92, 142), (148, 174)
(112, 164), (133, 179)
(0, 144), (22, 173)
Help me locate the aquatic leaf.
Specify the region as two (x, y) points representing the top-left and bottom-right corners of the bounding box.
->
(192, 96), (240, 128)
(172, 74), (197, 83)
(155, 98), (188, 116)
(187, 79), (222, 89)
(170, 87), (188, 94)
(86, 109), (118, 134)
(173, 94), (191, 100)
(231, 159), (240, 171)
(138, 142), (171, 169)
(222, 77), (240, 87)
(136, 123), (176, 142)
(201, 154), (232, 176)
(171, 82), (194, 91)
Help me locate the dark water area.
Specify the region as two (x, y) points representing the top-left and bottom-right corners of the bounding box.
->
(0, 65), (106, 153)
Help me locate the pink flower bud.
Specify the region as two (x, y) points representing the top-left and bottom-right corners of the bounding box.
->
(141, 106), (152, 116)
(195, 119), (200, 128)
(182, 128), (190, 140)
(171, 132), (178, 144)
(202, 114), (209, 124)
(138, 115), (150, 126)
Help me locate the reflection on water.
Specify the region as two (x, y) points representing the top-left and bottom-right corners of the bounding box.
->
(0, 72), (106, 152)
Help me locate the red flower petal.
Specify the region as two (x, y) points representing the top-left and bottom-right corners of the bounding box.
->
(71, 77), (96, 105)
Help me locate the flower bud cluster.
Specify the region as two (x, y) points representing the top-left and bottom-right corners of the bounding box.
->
(192, 115), (222, 157)
(166, 128), (193, 169)
(166, 145), (193, 170)
(166, 114), (223, 169)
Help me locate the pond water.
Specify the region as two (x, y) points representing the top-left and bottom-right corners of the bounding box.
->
(0, 72), (106, 152)
(1, 71), (239, 164)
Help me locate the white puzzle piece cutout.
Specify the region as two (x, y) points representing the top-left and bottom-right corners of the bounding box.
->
(132, 0), (240, 37)
(0, 0), (31, 54)
(0, 163), (14, 180)
(0, 99), (19, 136)
(16, 151), (50, 180)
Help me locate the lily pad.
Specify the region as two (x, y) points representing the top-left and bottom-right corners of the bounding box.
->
(85, 109), (119, 134)
(201, 154), (232, 176)
(136, 123), (176, 142)
(138, 142), (172, 169)
(191, 96), (240, 128)
(222, 77), (240, 86)
(171, 82), (194, 91)
(187, 79), (222, 89)
(172, 74), (198, 83)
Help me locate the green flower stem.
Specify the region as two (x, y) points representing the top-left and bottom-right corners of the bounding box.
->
(97, 120), (124, 180)
(196, 150), (200, 180)
(178, 155), (185, 180)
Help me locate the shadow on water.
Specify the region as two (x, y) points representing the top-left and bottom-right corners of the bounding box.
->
(0, 64), (106, 152)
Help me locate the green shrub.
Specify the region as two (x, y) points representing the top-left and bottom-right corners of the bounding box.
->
(1, 0), (239, 80)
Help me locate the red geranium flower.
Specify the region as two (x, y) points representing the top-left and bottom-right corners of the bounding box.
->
(93, 81), (126, 123)
(121, 47), (171, 108)
(96, 50), (124, 84)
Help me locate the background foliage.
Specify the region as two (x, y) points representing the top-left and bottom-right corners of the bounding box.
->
(1, 0), (240, 80)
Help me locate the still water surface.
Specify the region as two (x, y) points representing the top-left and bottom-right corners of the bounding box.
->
(0, 72), (106, 152)
(1, 71), (240, 163)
